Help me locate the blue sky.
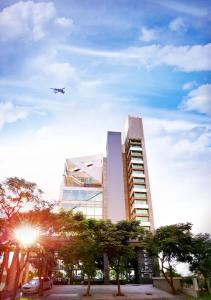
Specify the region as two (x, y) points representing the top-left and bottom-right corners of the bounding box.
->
(0, 0), (211, 236)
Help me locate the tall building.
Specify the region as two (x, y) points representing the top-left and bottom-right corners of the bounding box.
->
(124, 116), (154, 231)
(60, 116), (154, 231)
(60, 116), (155, 280)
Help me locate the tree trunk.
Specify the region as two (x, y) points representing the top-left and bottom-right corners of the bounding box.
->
(0, 249), (9, 285)
(206, 277), (211, 295)
(4, 248), (20, 292)
(161, 268), (176, 294)
(85, 276), (91, 296)
(116, 272), (124, 296)
(11, 251), (30, 300)
(21, 260), (30, 284)
(103, 254), (109, 285)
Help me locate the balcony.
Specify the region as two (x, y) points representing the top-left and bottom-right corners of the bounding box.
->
(132, 202), (149, 209)
(129, 172), (145, 181)
(129, 146), (142, 151)
(130, 158), (144, 164)
(130, 186), (147, 196)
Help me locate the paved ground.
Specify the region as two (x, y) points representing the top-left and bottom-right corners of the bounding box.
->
(16, 284), (187, 300)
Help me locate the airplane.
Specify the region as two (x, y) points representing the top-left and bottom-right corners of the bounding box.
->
(50, 88), (65, 94)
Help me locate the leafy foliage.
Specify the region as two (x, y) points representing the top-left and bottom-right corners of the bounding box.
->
(0, 177), (53, 220)
(143, 223), (193, 294)
(190, 233), (211, 294)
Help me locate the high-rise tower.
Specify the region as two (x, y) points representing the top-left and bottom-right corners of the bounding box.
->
(60, 116), (154, 230)
(60, 116), (155, 280)
(124, 116), (154, 231)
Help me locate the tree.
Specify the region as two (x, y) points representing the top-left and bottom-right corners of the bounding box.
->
(0, 176), (54, 299)
(0, 177), (52, 220)
(60, 218), (100, 296)
(190, 233), (211, 294)
(143, 223), (193, 294)
(98, 220), (143, 296)
(1, 209), (56, 299)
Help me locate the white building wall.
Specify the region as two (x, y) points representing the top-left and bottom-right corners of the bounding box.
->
(106, 132), (126, 222)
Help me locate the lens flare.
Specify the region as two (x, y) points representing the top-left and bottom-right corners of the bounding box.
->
(14, 225), (39, 246)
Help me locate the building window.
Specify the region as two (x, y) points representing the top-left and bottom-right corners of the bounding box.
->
(132, 163), (144, 169)
(134, 200), (147, 206)
(131, 151), (142, 157)
(133, 184), (146, 189)
(63, 190), (102, 202)
(136, 216), (149, 222)
(130, 145), (142, 150)
(134, 192), (147, 199)
(133, 178), (145, 184)
(95, 207), (102, 216)
(135, 209), (148, 215)
(131, 158), (144, 163)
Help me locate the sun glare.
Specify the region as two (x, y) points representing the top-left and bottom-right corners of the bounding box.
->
(14, 225), (40, 246)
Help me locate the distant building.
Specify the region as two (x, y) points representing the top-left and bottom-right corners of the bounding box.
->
(60, 116), (155, 280)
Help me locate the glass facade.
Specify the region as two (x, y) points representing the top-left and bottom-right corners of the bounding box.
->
(61, 155), (104, 219)
(63, 189), (102, 202)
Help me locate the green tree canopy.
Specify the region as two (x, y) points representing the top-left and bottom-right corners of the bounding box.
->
(190, 233), (211, 294)
(143, 223), (193, 294)
(0, 177), (53, 220)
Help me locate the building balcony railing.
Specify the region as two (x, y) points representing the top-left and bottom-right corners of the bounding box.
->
(131, 203), (149, 210)
(130, 187), (147, 196)
(129, 172), (145, 181)
(129, 158), (144, 164)
(129, 146), (142, 151)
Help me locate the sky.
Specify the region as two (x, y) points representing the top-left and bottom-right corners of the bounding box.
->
(0, 0), (211, 235)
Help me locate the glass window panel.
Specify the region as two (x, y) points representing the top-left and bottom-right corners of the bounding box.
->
(135, 209), (148, 215)
(134, 192), (147, 199)
(132, 171), (144, 175)
(131, 151), (142, 156)
(133, 178), (145, 184)
(132, 164), (144, 169)
(63, 190), (102, 202)
(95, 207), (102, 216)
(131, 158), (144, 163)
(136, 216), (149, 222)
(134, 184), (146, 189)
(134, 200), (147, 205)
(87, 207), (95, 215)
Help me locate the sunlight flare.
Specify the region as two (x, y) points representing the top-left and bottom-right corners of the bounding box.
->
(14, 224), (40, 246)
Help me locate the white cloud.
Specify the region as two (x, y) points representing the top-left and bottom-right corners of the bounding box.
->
(181, 84), (211, 115)
(156, 0), (207, 18)
(139, 26), (157, 42)
(29, 53), (80, 87)
(182, 81), (197, 90)
(0, 1), (56, 41)
(0, 102), (29, 130)
(169, 17), (187, 32)
(60, 43), (211, 72)
(144, 117), (211, 234)
(54, 17), (73, 28)
(0, 100), (210, 235)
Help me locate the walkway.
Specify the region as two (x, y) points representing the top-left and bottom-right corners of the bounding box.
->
(16, 284), (187, 300)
